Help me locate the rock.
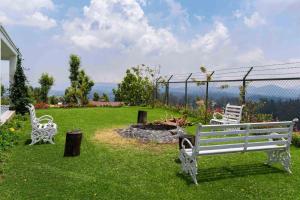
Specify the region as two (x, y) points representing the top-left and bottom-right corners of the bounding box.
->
(117, 125), (186, 144)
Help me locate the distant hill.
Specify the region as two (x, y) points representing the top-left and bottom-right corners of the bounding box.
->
(165, 84), (300, 99)
(49, 82), (300, 101)
(90, 82), (118, 100)
(49, 82), (118, 100)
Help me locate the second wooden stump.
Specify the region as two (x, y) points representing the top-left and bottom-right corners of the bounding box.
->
(137, 110), (147, 124)
(64, 131), (82, 157)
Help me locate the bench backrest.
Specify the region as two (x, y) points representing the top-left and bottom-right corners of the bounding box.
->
(26, 104), (39, 128)
(223, 104), (244, 123)
(193, 119), (298, 154)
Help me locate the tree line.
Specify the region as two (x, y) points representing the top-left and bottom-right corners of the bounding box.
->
(9, 53), (159, 114)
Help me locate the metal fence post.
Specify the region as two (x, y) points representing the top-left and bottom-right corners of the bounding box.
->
(185, 73), (193, 108)
(165, 75), (173, 105)
(205, 71), (215, 123)
(155, 77), (160, 101)
(242, 67), (253, 104)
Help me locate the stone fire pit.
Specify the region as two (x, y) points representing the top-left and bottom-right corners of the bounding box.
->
(118, 123), (185, 143)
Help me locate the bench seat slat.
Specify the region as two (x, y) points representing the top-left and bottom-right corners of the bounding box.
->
(199, 143), (245, 151)
(199, 134), (288, 144)
(209, 119), (239, 124)
(226, 109), (242, 114)
(200, 137), (245, 144)
(199, 130), (248, 137)
(248, 128), (289, 134)
(185, 145), (286, 156)
(205, 121), (292, 129)
(200, 128), (289, 137)
(226, 105), (243, 109)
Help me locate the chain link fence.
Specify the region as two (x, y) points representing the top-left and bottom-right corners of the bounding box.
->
(156, 63), (300, 126)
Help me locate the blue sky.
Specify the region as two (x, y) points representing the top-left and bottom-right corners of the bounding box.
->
(1, 0), (300, 89)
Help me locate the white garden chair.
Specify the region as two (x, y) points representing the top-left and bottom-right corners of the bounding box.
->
(210, 103), (244, 125)
(26, 104), (57, 145)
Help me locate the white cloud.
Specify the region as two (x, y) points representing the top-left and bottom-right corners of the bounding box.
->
(137, 0), (149, 6)
(24, 12), (57, 30)
(191, 22), (230, 53)
(164, 0), (189, 31)
(0, 0), (56, 29)
(61, 0), (179, 54)
(254, 0), (300, 15)
(194, 15), (205, 22)
(233, 9), (242, 19)
(237, 48), (265, 64)
(243, 12), (266, 28)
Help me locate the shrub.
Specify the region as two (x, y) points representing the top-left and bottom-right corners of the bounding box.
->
(292, 132), (300, 147)
(34, 102), (49, 109)
(0, 115), (25, 151)
(254, 114), (273, 122)
(0, 128), (18, 150)
(86, 102), (97, 107)
(49, 96), (59, 105)
(113, 66), (157, 106)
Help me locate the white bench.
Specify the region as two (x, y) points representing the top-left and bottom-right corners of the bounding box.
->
(179, 119), (298, 184)
(210, 104), (244, 124)
(26, 104), (57, 145)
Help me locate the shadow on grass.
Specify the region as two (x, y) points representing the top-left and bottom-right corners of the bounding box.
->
(177, 163), (284, 185)
(24, 139), (56, 145)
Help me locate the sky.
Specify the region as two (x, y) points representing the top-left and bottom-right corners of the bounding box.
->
(1, 0), (300, 90)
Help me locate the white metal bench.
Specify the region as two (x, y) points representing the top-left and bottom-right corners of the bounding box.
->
(26, 104), (57, 145)
(179, 119), (298, 184)
(210, 104), (244, 124)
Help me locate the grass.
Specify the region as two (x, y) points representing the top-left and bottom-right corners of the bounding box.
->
(0, 106), (300, 199)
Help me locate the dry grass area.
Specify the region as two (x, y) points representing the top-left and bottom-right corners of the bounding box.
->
(93, 128), (176, 153)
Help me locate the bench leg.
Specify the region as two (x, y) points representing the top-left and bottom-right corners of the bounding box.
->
(280, 151), (292, 174)
(266, 150), (291, 173)
(179, 150), (198, 184)
(30, 130), (41, 145)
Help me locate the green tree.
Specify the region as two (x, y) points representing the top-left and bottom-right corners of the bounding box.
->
(113, 66), (157, 105)
(93, 92), (100, 101)
(69, 54), (80, 87)
(77, 70), (94, 105)
(49, 96), (58, 105)
(1, 84), (5, 97)
(65, 55), (94, 106)
(9, 55), (30, 115)
(102, 93), (109, 102)
(28, 86), (41, 103)
(39, 73), (54, 103)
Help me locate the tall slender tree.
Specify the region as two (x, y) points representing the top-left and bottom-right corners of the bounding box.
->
(69, 54), (80, 87)
(9, 55), (30, 115)
(65, 54), (94, 105)
(93, 92), (100, 101)
(77, 70), (94, 105)
(39, 73), (54, 103)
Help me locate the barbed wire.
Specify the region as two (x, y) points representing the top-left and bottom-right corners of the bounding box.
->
(159, 61), (300, 82)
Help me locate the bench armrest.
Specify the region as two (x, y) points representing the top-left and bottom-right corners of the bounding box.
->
(181, 138), (194, 151)
(37, 115), (53, 123)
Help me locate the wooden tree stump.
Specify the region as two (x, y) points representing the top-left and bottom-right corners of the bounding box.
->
(64, 131), (82, 157)
(137, 110), (147, 124)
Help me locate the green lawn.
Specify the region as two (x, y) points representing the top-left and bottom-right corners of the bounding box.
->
(0, 107), (300, 200)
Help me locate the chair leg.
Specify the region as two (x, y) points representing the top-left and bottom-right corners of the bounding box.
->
(30, 130), (39, 145)
(280, 151), (292, 174)
(179, 150), (198, 184)
(49, 135), (55, 144)
(266, 150), (292, 173)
